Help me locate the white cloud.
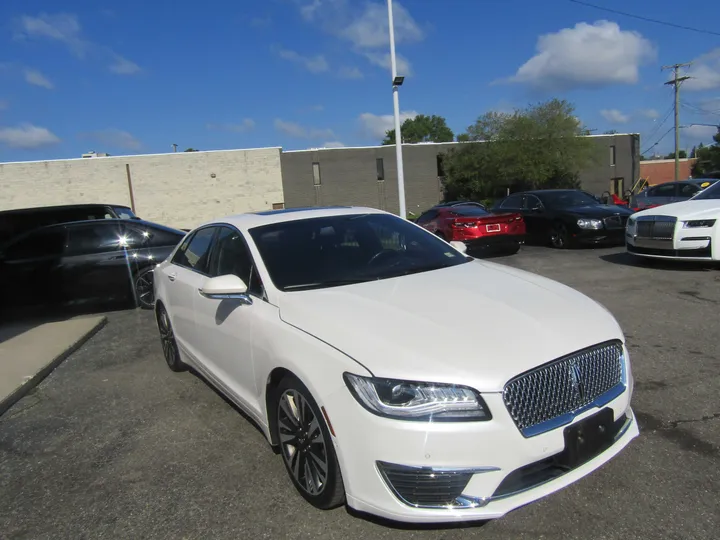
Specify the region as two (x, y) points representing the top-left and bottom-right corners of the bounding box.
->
(206, 119), (256, 133)
(23, 68), (54, 89)
(362, 52), (412, 76)
(358, 110), (418, 139)
(682, 124), (717, 141)
(338, 66), (363, 79)
(81, 128), (141, 150)
(637, 108), (660, 120)
(323, 141), (345, 148)
(684, 48), (720, 91)
(340, 2), (423, 49)
(109, 55), (141, 75)
(507, 20), (655, 90)
(600, 109), (629, 124)
(298, 1), (423, 75)
(15, 12), (141, 75)
(0, 123), (60, 149)
(275, 47), (329, 73)
(274, 119), (335, 139)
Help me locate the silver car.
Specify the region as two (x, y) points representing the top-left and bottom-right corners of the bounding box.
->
(630, 179), (718, 210)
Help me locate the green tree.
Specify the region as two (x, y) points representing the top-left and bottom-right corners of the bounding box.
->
(442, 99), (597, 201)
(692, 130), (720, 177)
(382, 114), (454, 145)
(604, 129), (619, 135)
(184, 148), (199, 152)
(663, 150), (687, 159)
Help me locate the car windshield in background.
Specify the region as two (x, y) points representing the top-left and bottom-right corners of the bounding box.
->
(448, 206), (491, 217)
(692, 181), (720, 200)
(538, 191), (600, 208)
(249, 213), (469, 291)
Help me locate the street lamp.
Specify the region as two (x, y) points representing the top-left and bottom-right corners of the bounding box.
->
(387, 0), (407, 218)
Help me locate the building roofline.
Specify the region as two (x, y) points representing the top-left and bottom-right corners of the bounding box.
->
(0, 146), (283, 166)
(640, 158), (697, 164)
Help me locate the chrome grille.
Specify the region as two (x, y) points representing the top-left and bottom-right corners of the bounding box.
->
(635, 216), (676, 240)
(603, 215), (627, 230)
(503, 341), (624, 437)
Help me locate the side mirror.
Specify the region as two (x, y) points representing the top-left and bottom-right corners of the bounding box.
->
(450, 240), (467, 254)
(199, 274), (252, 303)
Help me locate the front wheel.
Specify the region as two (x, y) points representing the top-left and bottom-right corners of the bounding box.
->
(275, 375), (345, 510)
(550, 223), (571, 249)
(156, 304), (186, 372)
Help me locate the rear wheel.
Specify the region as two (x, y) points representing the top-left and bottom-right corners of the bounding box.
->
(156, 304), (186, 372)
(275, 375), (345, 510)
(504, 243), (520, 255)
(134, 267), (155, 310)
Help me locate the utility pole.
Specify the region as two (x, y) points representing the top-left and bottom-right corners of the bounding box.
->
(387, 0), (407, 218)
(662, 62), (691, 180)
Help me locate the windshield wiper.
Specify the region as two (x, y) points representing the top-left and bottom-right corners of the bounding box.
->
(283, 279), (371, 291)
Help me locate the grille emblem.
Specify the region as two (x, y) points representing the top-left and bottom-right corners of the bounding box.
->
(568, 362), (585, 401)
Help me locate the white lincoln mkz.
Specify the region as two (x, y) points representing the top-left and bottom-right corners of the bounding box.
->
(153, 206), (638, 523)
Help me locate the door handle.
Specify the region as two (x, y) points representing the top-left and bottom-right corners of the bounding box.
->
(168, 273), (177, 282)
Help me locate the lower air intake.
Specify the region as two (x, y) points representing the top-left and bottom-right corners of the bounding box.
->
(376, 461), (474, 508)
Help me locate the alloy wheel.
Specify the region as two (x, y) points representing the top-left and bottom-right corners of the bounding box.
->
(135, 269), (155, 309)
(277, 389), (329, 496)
(551, 224), (568, 249)
(157, 308), (179, 369)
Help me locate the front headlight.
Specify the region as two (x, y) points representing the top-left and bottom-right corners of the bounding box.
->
(577, 218), (603, 230)
(683, 219), (716, 228)
(343, 373), (491, 421)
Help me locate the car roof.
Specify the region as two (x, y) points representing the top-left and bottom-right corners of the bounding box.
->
(198, 206), (390, 231)
(0, 203), (131, 215)
(22, 218), (183, 234)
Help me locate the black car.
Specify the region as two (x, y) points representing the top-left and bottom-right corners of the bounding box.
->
(0, 203), (140, 249)
(0, 219), (186, 312)
(492, 189), (634, 248)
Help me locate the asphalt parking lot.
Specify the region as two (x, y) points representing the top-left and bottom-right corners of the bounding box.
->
(1, 245), (719, 539)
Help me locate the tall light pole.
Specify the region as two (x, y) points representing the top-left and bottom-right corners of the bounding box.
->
(387, 0), (407, 218)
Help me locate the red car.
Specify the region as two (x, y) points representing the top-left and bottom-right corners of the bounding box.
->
(415, 203), (526, 255)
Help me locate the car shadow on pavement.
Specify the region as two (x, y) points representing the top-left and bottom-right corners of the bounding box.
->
(599, 251), (718, 272)
(346, 507), (489, 531)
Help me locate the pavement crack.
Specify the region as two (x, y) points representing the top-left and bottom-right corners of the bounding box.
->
(669, 412), (720, 428)
(678, 290), (719, 305)
(635, 410), (718, 460)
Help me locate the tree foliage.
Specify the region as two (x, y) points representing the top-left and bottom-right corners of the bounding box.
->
(442, 99), (598, 201)
(184, 148), (199, 152)
(691, 128), (720, 177)
(382, 114), (454, 145)
(662, 150), (687, 159)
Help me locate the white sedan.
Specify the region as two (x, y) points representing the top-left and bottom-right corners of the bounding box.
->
(153, 206), (638, 523)
(626, 179), (720, 261)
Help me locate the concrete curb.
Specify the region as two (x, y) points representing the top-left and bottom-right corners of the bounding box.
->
(0, 316), (108, 417)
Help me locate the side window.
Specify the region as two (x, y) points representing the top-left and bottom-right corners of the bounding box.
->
(367, 221), (405, 251)
(522, 195), (541, 210)
(649, 184), (676, 197)
(415, 210), (438, 225)
(66, 223), (124, 255)
(122, 224), (185, 248)
(171, 227), (216, 273)
(210, 227), (264, 297)
(4, 228), (67, 260)
(679, 184), (700, 197)
(501, 195), (523, 210)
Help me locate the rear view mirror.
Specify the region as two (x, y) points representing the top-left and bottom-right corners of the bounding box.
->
(199, 274), (252, 303)
(450, 241), (467, 254)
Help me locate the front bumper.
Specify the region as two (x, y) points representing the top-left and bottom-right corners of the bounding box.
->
(573, 228), (625, 246)
(325, 384), (637, 523)
(626, 229), (717, 261)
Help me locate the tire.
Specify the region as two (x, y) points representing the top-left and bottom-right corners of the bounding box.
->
(550, 222), (571, 249)
(275, 375), (345, 510)
(504, 243), (520, 255)
(156, 304), (187, 372)
(134, 267), (156, 310)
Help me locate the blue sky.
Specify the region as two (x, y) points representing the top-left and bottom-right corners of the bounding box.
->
(1, 0), (719, 162)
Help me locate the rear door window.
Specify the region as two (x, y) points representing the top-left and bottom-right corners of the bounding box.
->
(4, 228), (68, 260)
(65, 223), (124, 256)
(500, 195), (523, 210)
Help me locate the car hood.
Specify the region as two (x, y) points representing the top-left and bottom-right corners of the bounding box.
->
(277, 260), (624, 392)
(560, 204), (634, 218)
(633, 199), (720, 220)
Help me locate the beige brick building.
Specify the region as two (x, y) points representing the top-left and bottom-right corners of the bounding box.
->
(0, 147), (285, 229)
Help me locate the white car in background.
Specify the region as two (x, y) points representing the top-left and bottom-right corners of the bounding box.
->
(626, 180), (720, 261)
(153, 206), (638, 523)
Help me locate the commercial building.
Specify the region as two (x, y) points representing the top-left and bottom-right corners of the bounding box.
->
(0, 133), (639, 229)
(639, 158), (696, 185)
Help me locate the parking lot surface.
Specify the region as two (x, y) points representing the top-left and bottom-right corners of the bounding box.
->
(1, 246), (718, 539)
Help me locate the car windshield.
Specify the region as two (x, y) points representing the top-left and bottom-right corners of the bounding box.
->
(537, 191), (600, 208)
(249, 213), (470, 291)
(691, 181), (720, 200)
(448, 206), (491, 217)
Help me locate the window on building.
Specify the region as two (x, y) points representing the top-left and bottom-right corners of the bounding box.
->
(272, 202), (285, 210)
(610, 145), (616, 166)
(312, 162), (321, 186)
(376, 158), (385, 180)
(436, 155), (445, 177)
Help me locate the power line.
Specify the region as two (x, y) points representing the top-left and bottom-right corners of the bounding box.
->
(643, 105), (673, 143)
(567, 0), (720, 37)
(641, 126), (674, 156)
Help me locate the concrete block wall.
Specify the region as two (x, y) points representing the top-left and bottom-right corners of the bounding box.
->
(0, 148), (285, 229)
